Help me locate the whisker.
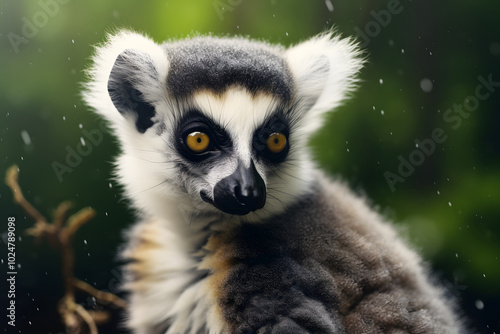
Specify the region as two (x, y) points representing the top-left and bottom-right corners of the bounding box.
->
(124, 154), (171, 164)
(129, 179), (170, 196)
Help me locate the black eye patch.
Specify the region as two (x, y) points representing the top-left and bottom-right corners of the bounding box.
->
(175, 109), (232, 162)
(252, 113), (290, 164)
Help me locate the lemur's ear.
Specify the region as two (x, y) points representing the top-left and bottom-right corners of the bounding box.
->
(286, 31), (364, 134)
(84, 30), (168, 133)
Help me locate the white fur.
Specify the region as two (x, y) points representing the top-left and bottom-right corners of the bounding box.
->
(286, 31), (364, 136)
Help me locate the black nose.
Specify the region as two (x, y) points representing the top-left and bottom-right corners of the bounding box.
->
(212, 160), (266, 215)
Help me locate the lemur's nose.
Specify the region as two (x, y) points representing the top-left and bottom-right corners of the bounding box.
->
(211, 160), (266, 215)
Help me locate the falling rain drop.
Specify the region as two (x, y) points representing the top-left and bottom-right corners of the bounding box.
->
(21, 130), (32, 145)
(420, 78), (433, 93)
(325, 0), (334, 12)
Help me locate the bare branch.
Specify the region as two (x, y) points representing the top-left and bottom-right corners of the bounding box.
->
(73, 279), (128, 309)
(5, 165), (47, 223)
(65, 207), (96, 240)
(74, 304), (99, 334)
(5, 165), (126, 334)
(54, 201), (73, 230)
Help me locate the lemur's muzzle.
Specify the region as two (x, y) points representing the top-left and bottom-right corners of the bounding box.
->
(206, 160), (266, 215)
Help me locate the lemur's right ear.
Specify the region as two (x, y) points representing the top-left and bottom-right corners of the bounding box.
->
(84, 30), (168, 133)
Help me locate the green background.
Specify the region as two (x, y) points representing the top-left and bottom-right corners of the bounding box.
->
(1, 0), (499, 333)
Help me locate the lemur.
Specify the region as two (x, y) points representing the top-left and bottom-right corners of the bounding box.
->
(83, 30), (463, 333)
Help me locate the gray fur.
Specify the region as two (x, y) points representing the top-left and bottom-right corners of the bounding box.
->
(215, 178), (462, 333)
(164, 37), (293, 101)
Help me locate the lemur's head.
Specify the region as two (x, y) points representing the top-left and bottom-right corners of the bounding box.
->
(84, 30), (363, 222)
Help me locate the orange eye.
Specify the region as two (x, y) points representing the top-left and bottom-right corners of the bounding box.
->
(266, 133), (287, 153)
(186, 132), (210, 153)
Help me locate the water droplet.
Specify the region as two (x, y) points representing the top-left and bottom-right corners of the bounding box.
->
(483, 273), (486, 278)
(401, 48), (405, 54)
(21, 156), (24, 160)
(286, 32), (289, 36)
(108, 182), (113, 188)
(67, 57), (70, 61)
(325, 0), (334, 12)
(71, 39), (74, 43)
(105, 212), (109, 216)
(63, 116), (66, 121)
(88, 253), (90, 257)
(475, 300), (484, 310)
(379, 78), (384, 84)
(80, 137), (86, 146)
(84, 239), (87, 245)
(29, 321), (32, 325)
(380, 110), (384, 115)
(79, 123), (83, 129)
(21, 130), (32, 145)
(420, 78), (433, 93)
(346, 148), (350, 152)
(455, 253), (458, 258)
(372, 106), (376, 110)
(437, 190), (440, 195)
(448, 202), (452, 207)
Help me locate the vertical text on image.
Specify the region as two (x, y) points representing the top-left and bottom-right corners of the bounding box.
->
(6, 217), (17, 327)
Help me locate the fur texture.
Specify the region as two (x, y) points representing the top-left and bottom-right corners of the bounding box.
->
(83, 30), (462, 333)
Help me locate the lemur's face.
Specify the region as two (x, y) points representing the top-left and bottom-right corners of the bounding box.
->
(172, 90), (292, 216)
(85, 32), (362, 221)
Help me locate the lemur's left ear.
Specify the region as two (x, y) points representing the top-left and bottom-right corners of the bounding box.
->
(285, 31), (364, 134)
(84, 30), (168, 133)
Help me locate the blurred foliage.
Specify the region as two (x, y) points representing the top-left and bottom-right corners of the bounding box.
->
(0, 0), (499, 333)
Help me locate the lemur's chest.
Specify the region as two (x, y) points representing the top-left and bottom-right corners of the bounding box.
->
(123, 216), (346, 334)
(123, 218), (230, 334)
